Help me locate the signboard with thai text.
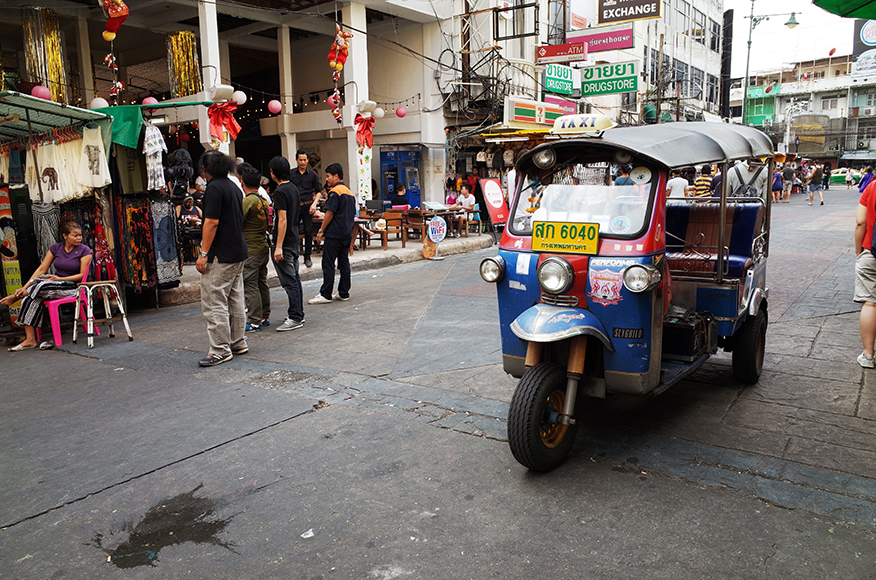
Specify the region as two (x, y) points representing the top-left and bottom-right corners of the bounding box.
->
(581, 60), (638, 96)
(597, 0), (660, 26)
(536, 41), (588, 65)
(544, 95), (578, 115)
(566, 22), (634, 54)
(479, 178), (509, 225)
(545, 64), (574, 95)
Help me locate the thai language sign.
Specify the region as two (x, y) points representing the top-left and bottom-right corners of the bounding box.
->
(536, 41), (588, 65)
(597, 0), (661, 25)
(567, 22), (634, 54)
(581, 60), (639, 96)
(531, 221), (599, 254)
(545, 64), (574, 95)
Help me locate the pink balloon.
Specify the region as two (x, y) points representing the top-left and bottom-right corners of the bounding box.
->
(31, 85), (51, 100)
(396, 106), (407, 118)
(268, 100), (282, 114)
(327, 95), (337, 107)
(142, 96), (159, 105)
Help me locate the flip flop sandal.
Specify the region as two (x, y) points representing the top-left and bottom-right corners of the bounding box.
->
(8, 343), (36, 352)
(39, 341), (54, 350)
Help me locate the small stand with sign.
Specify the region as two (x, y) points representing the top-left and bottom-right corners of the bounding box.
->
(479, 178), (510, 244)
(424, 215), (447, 260)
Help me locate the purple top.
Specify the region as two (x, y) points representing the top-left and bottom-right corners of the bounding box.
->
(50, 242), (92, 279)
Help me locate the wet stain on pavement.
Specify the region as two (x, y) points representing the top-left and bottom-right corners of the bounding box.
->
(92, 484), (236, 568)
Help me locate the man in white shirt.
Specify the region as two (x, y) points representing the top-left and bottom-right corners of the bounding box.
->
(666, 169), (688, 198)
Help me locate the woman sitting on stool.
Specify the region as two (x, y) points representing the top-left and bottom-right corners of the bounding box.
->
(1, 221), (93, 351)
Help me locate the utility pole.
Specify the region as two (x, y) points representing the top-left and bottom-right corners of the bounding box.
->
(656, 33), (664, 124)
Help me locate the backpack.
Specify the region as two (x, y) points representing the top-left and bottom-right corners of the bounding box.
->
(732, 166), (764, 198)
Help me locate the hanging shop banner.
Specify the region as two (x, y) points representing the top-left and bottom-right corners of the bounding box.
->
(504, 97), (566, 126)
(581, 60), (639, 96)
(545, 64), (574, 95)
(544, 95), (578, 115)
(566, 22), (635, 54)
(479, 178), (509, 225)
(597, 0), (661, 26)
(536, 41), (588, 65)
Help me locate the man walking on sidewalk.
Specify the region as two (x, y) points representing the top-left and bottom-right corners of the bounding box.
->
(310, 163), (356, 304)
(270, 156), (305, 332)
(195, 151), (249, 367)
(854, 180), (876, 368)
(290, 150), (321, 269)
(238, 162), (271, 333)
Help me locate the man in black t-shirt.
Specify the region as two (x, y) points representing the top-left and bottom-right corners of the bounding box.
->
(310, 162), (357, 304)
(269, 155), (305, 331)
(389, 182), (409, 207)
(195, 151), (249, 367)
(289, 150), (321, 268)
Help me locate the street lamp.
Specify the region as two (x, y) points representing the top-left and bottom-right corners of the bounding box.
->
(742, 2), (800, 125)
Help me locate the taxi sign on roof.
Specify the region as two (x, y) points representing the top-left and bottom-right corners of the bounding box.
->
(550, 114), (616, 135)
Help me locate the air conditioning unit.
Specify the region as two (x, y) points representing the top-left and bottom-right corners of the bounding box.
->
(859, 141), (869, 150)
(865, 108), (874, 116)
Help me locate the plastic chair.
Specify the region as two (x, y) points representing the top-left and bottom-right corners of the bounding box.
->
(35, 269), (98, 347)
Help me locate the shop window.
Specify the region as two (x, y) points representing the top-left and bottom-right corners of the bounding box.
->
(707, 74), (719, 105)
(709, 19), (721, 52)
(692, 9), (706, 44)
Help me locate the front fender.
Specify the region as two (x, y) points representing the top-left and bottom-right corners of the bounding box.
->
(510, 304), (615, 352)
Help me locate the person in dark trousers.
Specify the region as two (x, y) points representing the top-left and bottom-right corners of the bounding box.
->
(195, 151), (249, 367)
(289, 150), (321, 268)
(310, 163), (356, 304)
(269, 156), (305, 331)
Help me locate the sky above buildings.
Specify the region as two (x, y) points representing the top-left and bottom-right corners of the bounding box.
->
(724, 0), (855, 77)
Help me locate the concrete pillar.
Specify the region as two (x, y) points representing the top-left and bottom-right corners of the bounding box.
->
(342, 3), (369, 200)
(76, 17), (94, 106)
(277, 24), (296, 159)
(198, 0), (221, 145)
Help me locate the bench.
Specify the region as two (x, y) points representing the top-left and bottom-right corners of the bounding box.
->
(665, 202), (764, 278)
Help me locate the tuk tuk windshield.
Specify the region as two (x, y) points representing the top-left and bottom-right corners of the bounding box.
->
(510, 162), (656, 239)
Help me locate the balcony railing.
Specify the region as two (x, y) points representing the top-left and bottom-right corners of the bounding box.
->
(499, 58), (540, 100)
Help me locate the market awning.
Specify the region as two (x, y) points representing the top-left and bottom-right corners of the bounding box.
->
(0, 91), (110, 141)
(813, 0), (876, 19)
(841, 151), (876, 160)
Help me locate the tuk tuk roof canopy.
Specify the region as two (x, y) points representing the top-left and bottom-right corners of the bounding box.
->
(594, 122), (774, 169)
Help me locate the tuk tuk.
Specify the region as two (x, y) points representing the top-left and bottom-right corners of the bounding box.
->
(479, 115), (774, 471)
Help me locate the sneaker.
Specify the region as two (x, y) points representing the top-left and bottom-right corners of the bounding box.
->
(232, 346), (249, 355)
(198, 353), (233, 367)
(304, 256), (313, 268)
(858, 353), (875, 369)
(245, 323), (262, 333)
(333, 293), (350, 301)
(261, 318), (270, 327)
(308, 294), (332, 305)
(277, 318), (304, 331)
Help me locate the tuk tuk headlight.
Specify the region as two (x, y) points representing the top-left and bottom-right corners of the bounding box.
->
(538, 257), (574, 294)
(622, 264), (661, 293)
(480, 256), (506, 283)
(532, 148), (556, 169)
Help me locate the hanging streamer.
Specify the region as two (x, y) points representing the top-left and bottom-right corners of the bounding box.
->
(167, 31), (203, 98)
(21, 7), (67, 103)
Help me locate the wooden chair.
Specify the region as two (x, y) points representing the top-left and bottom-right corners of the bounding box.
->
(404, 209), (426, 240)
(375, 210), (407, 250)
(467, 203), (482, 236)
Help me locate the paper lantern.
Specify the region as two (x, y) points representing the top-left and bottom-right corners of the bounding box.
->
(102, 30), (116, 42)
(327, 95), (337, 108)
(395, 106), (407, 118)
(180, 133), (191, 142)
(373, 107), (385, 119)
(232, 90), (247, 105)
(268, 100), (282, 114)
(31, 85), (51, 100)
(142, 96), (158, 105)
(89, 97), (109, 109)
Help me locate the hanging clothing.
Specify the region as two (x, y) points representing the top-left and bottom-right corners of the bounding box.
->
(113, 144), (147, 194)
(55, 138), (87, 201)
(150, 195), (181, 288)
(143, 124), (167, 191)
(78, 126), (111, 189)
(36, 143), (64, 203)
(115, 194), (158, 291)
(25, 148), (41, 201)
(0, 151), (9, 183)
(31, 201), (60, 266)
(8, 150), (25, 185)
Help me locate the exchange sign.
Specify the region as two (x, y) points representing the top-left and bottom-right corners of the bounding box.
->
(597, 0), (661, 25)
(581, 60), (638, 96)
(545, 64), (574, 95)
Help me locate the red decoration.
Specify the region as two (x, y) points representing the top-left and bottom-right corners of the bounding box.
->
(102, 0), (129, 33)
(103, 53), (118, 72)
(354, 114), (375, 148)
(109, 81), (125, 97)
(327, 24), (353, 73)
(207, 102), (241, 140)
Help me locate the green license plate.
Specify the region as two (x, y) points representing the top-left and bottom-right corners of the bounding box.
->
(532, 221), (599, 254)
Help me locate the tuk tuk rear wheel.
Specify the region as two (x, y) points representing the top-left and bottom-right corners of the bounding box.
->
(732, 308), (767, 384)
(508, 363), (578, 472)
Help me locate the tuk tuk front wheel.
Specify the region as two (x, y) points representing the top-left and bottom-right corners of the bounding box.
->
(508, 362), (578, 472)
(732, 308), (767, 384)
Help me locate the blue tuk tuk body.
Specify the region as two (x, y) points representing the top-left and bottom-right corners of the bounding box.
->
(480, 117), (774, 471)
